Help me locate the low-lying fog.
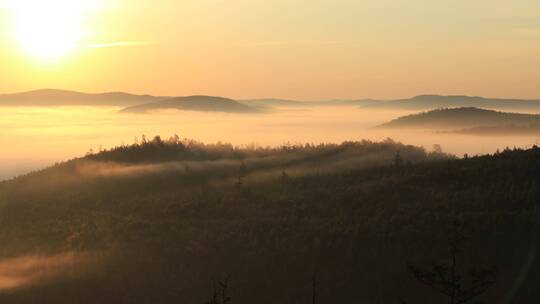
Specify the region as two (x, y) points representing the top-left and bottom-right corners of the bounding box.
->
(2, 106), (539, 180)
(0, 252), (100, 291)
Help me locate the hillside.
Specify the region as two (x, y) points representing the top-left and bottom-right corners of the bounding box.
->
(0, 89), (164, 107)
(362, 94), (540, 111)
(378, 107), (540, 130)
(121, 95), (260, 113)
(0, 138), (539, 303)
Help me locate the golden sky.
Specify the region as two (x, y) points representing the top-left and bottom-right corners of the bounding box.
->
(0, 0), (539, 99)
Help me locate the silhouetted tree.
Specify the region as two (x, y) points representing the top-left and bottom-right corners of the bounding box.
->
(280, 171), (290, 191)
(394, 151), (403, 169)
(403, 223), (497, 304)
(236, 161), (247, 187)
(169, 134), (181, 144)
(312, 267), (318, 304)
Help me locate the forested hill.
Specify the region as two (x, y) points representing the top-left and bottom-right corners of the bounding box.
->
(0, 139), (539, 303)
(82, 135), (438, 164)
(378, 107), (540, 129)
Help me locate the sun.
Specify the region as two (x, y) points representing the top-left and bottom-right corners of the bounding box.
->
(6, 0), (99, 62)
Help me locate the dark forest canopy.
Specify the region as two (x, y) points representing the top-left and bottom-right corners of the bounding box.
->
(83, 135), (445, 164)
(0, 138), (539, 303)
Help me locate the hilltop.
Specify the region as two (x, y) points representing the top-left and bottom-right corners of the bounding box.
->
(120, 95), (260, 113)
(378, 107), (540, 130)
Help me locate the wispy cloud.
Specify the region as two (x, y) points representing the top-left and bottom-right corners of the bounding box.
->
(234, 40), (344, 48)
(84, 41), (156, 49)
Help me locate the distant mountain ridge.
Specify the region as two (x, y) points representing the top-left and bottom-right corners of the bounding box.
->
(0, 89), (165, 106)
(378, 107), (540, 130)
(3, 90), (540, 112)
(120, 95), (260, 113)
(240, 98), (378, 108)
(240, 98), (309, 108)
(362, 94), (540, 111)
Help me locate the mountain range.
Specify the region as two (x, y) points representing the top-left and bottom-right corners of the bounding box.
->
(240, 98), (379, 108)
(3, 89), (540, 114)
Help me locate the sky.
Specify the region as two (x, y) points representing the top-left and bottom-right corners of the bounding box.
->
(0, 0), (539, 100)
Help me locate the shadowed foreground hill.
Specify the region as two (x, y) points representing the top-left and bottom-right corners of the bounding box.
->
(0, 89), (164, 107)
(378, 107), (540, 130)
(0, 138), (539, 303)
(121, 96), (260, 113)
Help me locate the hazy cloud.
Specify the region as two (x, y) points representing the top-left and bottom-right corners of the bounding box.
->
(84, 41), (156, 48)
(234, 40), (343, 48)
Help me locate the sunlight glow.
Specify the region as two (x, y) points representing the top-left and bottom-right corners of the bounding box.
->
(6, 0), (101, 62)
